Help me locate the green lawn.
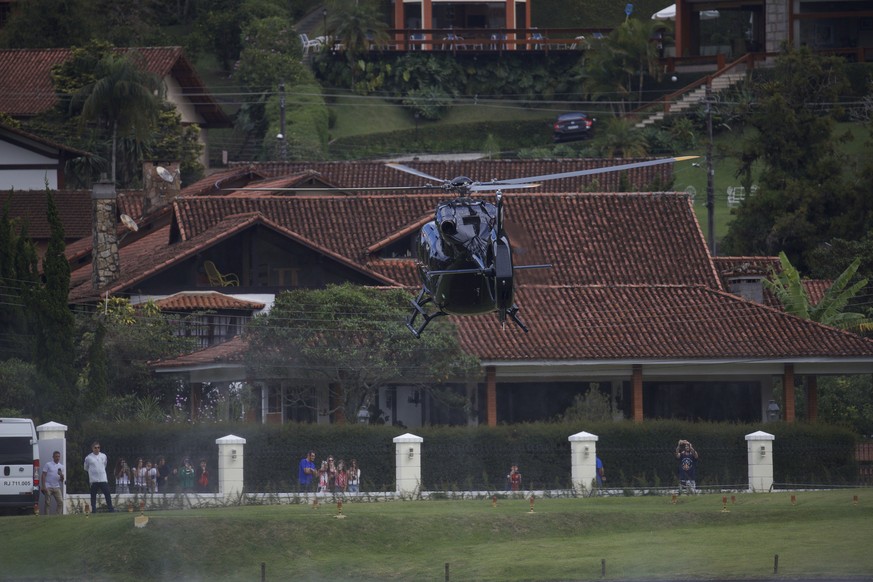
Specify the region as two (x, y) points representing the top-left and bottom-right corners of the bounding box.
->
(328, 94), (561, 140)
(4, 489), (872, 580)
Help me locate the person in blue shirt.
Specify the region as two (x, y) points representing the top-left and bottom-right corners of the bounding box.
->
(596, 456), (604, 489)
(298, 450), (317, 490)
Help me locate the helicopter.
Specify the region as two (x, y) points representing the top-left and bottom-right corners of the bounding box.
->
(229, 156), (697, 337)
(386, 156), (697, 337)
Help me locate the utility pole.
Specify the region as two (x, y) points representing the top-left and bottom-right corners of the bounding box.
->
(705, 81), (715, 255)
(278, 82), (287, 162)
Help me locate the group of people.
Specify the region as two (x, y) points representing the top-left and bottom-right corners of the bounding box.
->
(298, 451), (361, 493)
(42, 439), (698, 515)
(112, 456), (209, 494)
(71, 441), (214, 514)
(504, 442), (697, 495)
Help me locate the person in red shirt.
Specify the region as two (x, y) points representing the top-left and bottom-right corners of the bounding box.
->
(507, 464), (522, 491)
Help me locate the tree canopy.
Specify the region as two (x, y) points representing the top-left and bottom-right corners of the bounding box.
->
(720, 47), (860, 270)
(245, 284), (480, 420)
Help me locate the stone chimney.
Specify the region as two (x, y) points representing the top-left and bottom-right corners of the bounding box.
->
(142, 161), (181, 215)
(92, 179), (119, 289)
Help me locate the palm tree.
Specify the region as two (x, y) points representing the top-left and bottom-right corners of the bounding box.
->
(75, 53), (163, 184)
(591, 117), (649, 158)
(583, 18), (669, 114)
(326, 0), (389, 65)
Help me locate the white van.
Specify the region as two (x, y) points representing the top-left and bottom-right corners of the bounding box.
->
(0, 418), (39, 511)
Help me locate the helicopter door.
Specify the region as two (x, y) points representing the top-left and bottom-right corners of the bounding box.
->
(493, 236), (514, 310)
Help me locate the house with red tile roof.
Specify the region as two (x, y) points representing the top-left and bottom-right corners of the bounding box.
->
(0, 47), (231, 170)
(1, 122), (90, 190)
(63, 165), (873, 428)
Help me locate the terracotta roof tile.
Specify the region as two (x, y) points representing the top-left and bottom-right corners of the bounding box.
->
(3, 189), (91, 240)
(456, 285), (873, 361)
(713, 256), (780, 276)
(171, 192), (721, 289)
(236, 159), (675, 193)
(68, 212), (399, 302)
(713, 256), (831, 308)
(179, 167), (271, 197)
(1, 122), (90, 155)
(150, 336), (248, 369)
(151, 291), (265, 312)
(0, 47), (229, 126)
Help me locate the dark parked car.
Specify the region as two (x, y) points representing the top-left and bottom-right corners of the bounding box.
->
(553, 112), (595, 142)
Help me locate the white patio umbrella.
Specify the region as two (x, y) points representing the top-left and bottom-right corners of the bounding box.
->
(652, 4), (720, 21)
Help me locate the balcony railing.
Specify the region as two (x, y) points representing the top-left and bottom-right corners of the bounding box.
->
(364, 28), (612, 52)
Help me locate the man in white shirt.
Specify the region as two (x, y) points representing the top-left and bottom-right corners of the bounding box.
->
(41, 450), (65, 515)
(83, 441), (115, 513)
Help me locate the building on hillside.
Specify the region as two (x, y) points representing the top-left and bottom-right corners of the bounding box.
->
(59, 162), (873, 427)
(0, 122), (91, 190)
(391, 0), (530, 32)
(672, 0), (873, 61)
(0, 47), (231, 169)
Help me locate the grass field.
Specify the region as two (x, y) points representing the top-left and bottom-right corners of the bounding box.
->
(327, 94), (562, 140)
(4, 489), (872, 581)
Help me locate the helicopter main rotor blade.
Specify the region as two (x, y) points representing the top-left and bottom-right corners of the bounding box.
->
(491, 156), (699, 186)
(224, 185), (438, 193)
(468, 182), (541, 192)
(385, 163), (447, 183)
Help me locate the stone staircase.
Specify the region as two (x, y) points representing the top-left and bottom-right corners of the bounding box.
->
(634, 71), (746, 128)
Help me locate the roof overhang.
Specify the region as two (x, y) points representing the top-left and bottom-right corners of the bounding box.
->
(482, 358), (873, 380)
(153, 362), (246, 383)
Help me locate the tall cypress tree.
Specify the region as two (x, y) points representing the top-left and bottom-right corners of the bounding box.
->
(0, 200), (38, 362)
(29, 189), (76, 418)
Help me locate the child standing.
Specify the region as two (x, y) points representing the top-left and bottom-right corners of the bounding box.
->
(507, 464), (522, 491)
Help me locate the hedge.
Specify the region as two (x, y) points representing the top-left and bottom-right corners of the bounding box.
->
(64, 420), (859, 494)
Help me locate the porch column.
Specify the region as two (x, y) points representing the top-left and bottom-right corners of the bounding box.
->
(486, 366), (497, 427)
(632, 364), (643, 422)
(422, 0), (432, 49)
(394, 0), (404, 45)
(504, 0), (516, 49)
(807, 375), (818, 422)
(674, 0), (690, 57)
(191, 382), (202, 420)
(783, 364), (795, 423)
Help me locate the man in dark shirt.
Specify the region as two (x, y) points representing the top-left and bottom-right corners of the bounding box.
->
(675, 439), (699, 494)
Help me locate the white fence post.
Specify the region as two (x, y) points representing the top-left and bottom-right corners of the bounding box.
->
(568, 431), (598, 495)
(216, 434), (246, 499)
(746, 430), (775, 492)
(36, 421), (68, 515)
(393, 433), (423, 496)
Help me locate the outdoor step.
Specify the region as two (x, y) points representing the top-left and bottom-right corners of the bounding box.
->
(632, 69), (745, 128)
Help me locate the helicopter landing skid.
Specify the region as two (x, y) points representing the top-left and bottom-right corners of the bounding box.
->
(407, 290), (446, 338)
(504, 305), (529, 333)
